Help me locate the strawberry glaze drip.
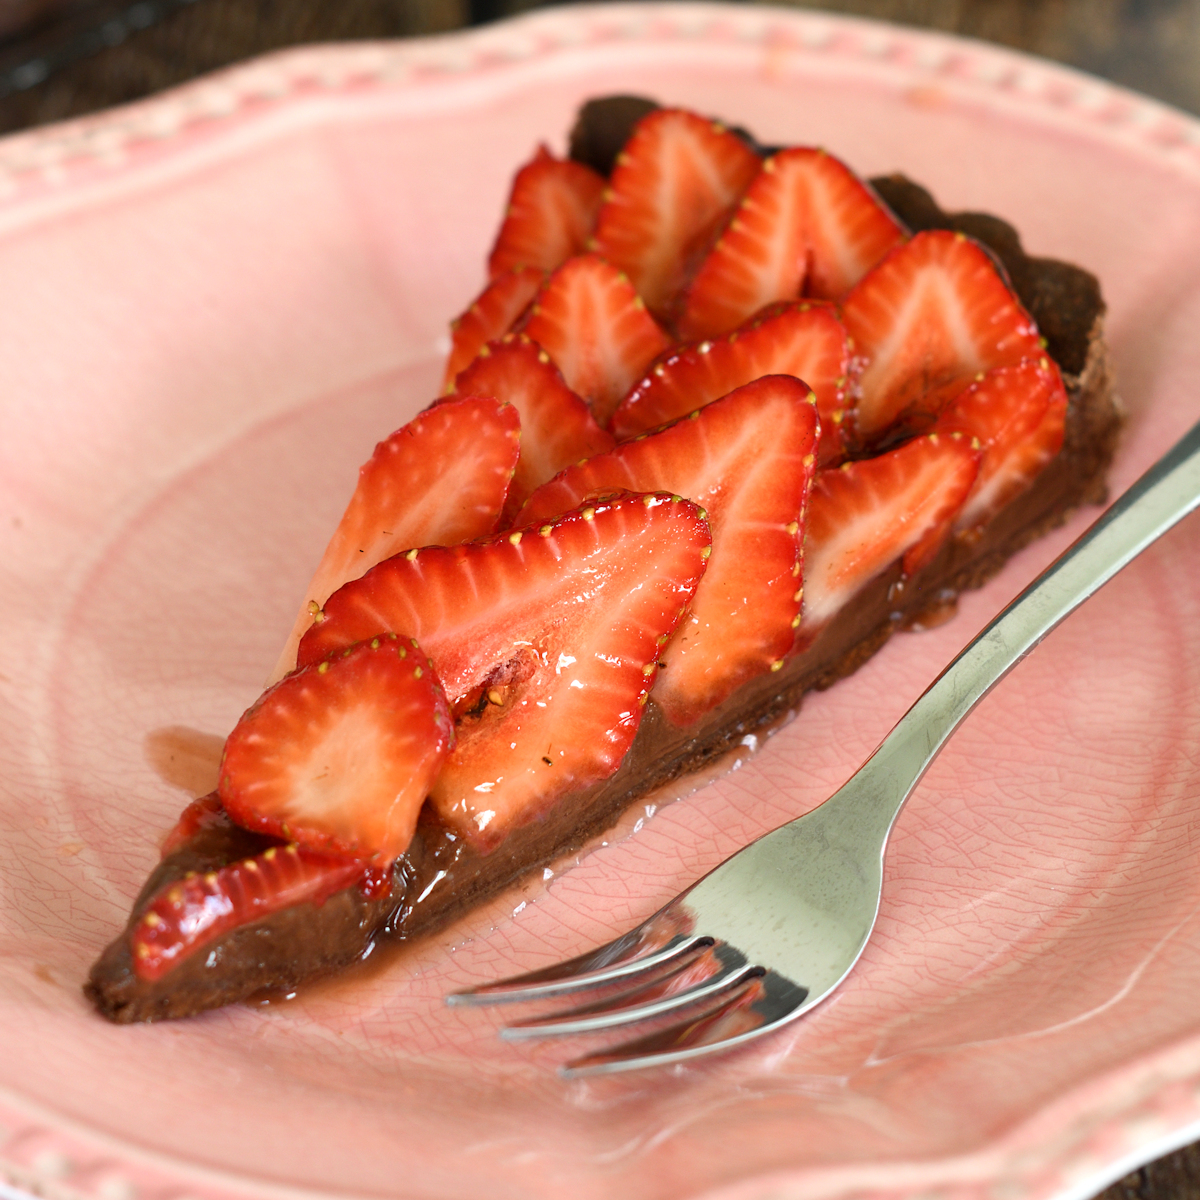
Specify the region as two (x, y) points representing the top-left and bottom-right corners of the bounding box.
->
(131, 844), (371, 981)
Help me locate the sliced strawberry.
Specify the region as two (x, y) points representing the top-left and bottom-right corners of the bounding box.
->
(591, 108), (761, 319)
(677, 148), (905, 340)
(131, 844), (369, 982)
(297, 495), (711, 847)
(160, 792), (225, 858)
(269, 396), (520, 684)
(450, 336), (615, 522)
(522, 254), (671, 425)
(442, 265), (544, 390)
(801, 433), (980, 632)
(843, 230), (1043, 443)
(518, 376), (819, 725)
(935, 356), (1068, 530)
(223, 637), (455, 866)
(487, 145), (606, 280)
(611, 301), (851, 463)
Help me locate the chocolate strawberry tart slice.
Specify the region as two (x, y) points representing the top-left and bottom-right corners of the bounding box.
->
(86, 96), (1120, 1023)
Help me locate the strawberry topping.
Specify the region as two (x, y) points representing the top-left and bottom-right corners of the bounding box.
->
(611, 301), (852, 463)
(678, 147), (905, 340)
(131, 843), (370, 982)
(592, 108), (761, 319)
(519, 375), (819, 725)
(269, 396), (520, 684)
(160, 792), (225, 858)
(297, 494), (711, 847)
(450, 336), (615, 522)
(522, 253), (671, 424)
(801, 432), (980, 631)
(487, 146), (606, 280)
(843, 230), (1043, 442)
(222, 637), (455, 866)
(935, 356), (1068, 531)
(443, 266), (544, 390)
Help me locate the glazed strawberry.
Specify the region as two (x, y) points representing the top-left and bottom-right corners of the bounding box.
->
(935, 356), (1068, 531)
(450, 336), (615, 522)
(159, 792), (225, 858)
(677, 148), (906, 340)
(519, 376), (819, 725)
(843, 230), (1043, 442)
(297, 494), (711, 847)
(611, 301), (851, 463)
(269, 396), (520, 683)
(487, 146), (606, 280)
(801, 432), (980, 632)
(222, 637), (455, 866)
(591, 108), (761, 319)
(131, 844), (369, 982)
(442, 265), (544, 389)
(522, 253), (671, 424)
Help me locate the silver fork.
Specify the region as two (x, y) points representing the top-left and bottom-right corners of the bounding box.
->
(447, 417), (1200, 1077)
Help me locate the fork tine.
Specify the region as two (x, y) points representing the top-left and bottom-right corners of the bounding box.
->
(447, 911), (707, 1005)
(500, 943), (761, 1039)
(560, 969), (809, 1077)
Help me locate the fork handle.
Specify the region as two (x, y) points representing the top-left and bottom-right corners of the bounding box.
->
(850, 416), (1200, 837)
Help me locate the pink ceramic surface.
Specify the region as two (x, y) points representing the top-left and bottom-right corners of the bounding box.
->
(2, 6), (1200, 1200)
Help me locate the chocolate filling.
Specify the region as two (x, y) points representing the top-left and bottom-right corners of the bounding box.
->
(85, 101), (1122, 1024)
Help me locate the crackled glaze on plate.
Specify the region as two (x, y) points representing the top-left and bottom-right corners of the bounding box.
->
(2, 7), (1200, 1200)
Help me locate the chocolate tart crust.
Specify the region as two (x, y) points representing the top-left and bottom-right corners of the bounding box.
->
(85, 112), (1123, 1025)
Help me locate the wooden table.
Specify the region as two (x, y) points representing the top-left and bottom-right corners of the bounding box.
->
(0, 2), (1194, 1197)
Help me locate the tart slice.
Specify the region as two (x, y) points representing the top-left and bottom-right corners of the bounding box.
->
(86, 97), (1120, 1024)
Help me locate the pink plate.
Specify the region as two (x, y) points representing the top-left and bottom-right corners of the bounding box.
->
(2, 7), (1200, 1200)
